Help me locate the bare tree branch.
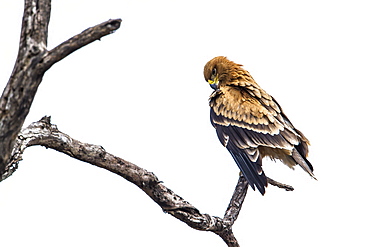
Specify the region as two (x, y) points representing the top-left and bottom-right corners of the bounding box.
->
(267, 177), (294, 191)
(0, 0), (121, 177)
(42, 19), (122, 71)
(9, 116), (234, 244)
(0, 0), (50, 176)
(6, 116), (293, 247)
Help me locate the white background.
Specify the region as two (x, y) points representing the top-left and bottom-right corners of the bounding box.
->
(1, 1), (369, 246)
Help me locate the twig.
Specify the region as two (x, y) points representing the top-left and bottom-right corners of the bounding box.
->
(267, 177), (294, 191)
(42, 19), (122, 71)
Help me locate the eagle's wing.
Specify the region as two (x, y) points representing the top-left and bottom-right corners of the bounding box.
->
(210, 85), (314, 194)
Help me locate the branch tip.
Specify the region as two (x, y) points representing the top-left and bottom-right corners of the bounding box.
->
(40, 115), (51, 124)
(267, 177), (294, 191)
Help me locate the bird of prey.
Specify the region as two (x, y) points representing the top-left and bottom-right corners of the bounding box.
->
(204, 56), (315, 195)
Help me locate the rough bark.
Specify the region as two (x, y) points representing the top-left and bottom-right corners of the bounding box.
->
(0, 0), (121, 177)
(9, 117), (241, 244)
(6, 116), (293, 247)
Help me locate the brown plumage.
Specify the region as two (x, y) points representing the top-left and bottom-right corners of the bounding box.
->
(204, 56), (315, 195)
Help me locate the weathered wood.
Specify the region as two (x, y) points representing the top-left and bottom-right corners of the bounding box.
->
(0, 0), (121, 177)
(7, 116), (293, 246)
(0, 0), (51, 176)
(9, 117), (242, 246)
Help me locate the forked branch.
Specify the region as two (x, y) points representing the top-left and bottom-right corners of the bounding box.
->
(0, 0), (121, 178)
(7, 116), (293, 247)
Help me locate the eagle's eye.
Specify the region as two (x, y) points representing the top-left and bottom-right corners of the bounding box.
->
(211, 67), (217, 77)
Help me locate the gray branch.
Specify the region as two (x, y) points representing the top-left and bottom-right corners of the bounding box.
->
(0, 0), (121, 177)
(7, 116), (293, 247)
(10, 117), (244, 246)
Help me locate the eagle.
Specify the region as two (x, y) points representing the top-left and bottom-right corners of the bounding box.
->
(204, 56), (315, 195)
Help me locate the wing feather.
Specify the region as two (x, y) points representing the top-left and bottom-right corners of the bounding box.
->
(210, 85), (314, 194)
(210, 86), (303, 150)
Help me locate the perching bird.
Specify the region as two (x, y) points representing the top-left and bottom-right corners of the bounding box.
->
(204, 56), (315, 195)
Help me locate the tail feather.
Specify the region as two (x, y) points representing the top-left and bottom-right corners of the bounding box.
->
(292, 148), (316, 179)
(228, 149), (267, 195)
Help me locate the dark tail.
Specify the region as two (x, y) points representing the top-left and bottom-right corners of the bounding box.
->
(292, 147), (316, 179)
(228, 148), (267, 195)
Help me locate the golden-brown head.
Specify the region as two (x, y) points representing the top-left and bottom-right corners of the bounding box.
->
(204, 56), (250, 89)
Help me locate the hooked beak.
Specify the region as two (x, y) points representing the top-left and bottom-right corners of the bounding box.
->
(208, 76), (219, 90)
